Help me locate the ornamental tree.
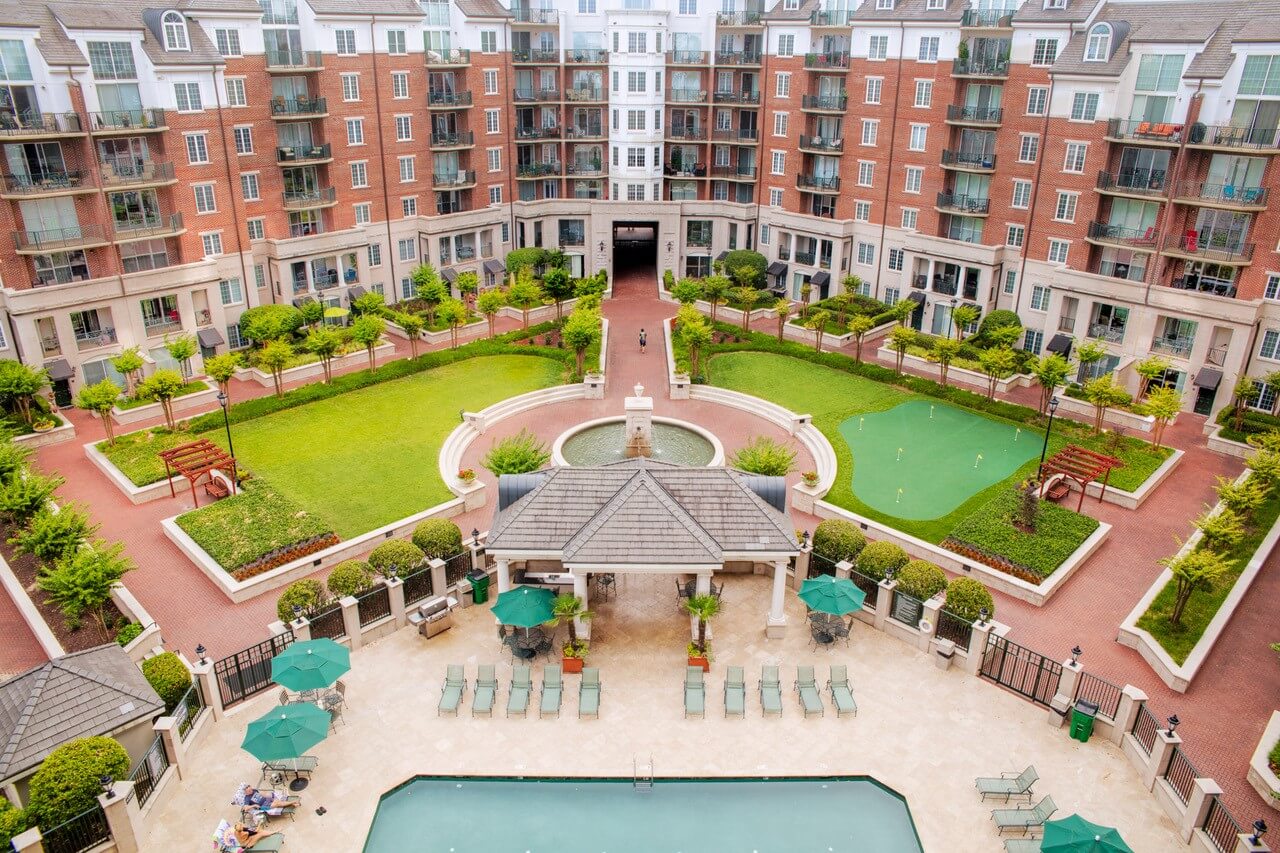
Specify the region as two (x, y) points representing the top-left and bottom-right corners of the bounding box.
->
(978, 346), (1017, 400)
(38, 539), (133, 630)
(672, 278), (703, 305)
(305, 327), (342, 383)
(397, 312), (424, 359)
(506, 272), (545, 329)
(701, 275), (730, 324)
(542, 267), (574, 321)
(1160, 548), (1230, 627)
(481, 428), (551, 475)
(887, 325), (916, 374)
(1135, 355), (1172, 401)
(951, 304), (980, 341)
(729, 436), (796, 476)
(680, 316), (713, 380)
(437, 298), (468, 349)
(805, 308), (831, 353)
(1232, 377), (1261, 432)
(1083, 373), (1129, 433)
(849, 314), (875, 362)
(351, 314), (386, 371)
(110, 347), (145, 395)
(164, 335), (197, 379)
(9, 504), (97, 565)
(731, 285), (760, 332)
(257, 339), (294, 396)
(1142, 385), (1182, 450)
(772, 298), (791, 342)
(0, 360), (48, 426)
(203, 353), (239, 401)
(411, 264), (447, 325)
(1030, 353), (1071, 415)
(239, 304), (304, 344)
(74, 379), (121, 445)
(135, 369), (186, 429)
(561, 307), (601, 377)
(477, 288), (507, 338)
(929, 337), (962, 387)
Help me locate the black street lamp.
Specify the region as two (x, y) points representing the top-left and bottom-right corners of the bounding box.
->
(195, 644), (207, 665)
(1036, 397), (1060, 482)
(948, 296), (958, 339)
(216, 391), (235, 461)
(1250, 819), (1267, 846)
(1070, 645), (1082, 666)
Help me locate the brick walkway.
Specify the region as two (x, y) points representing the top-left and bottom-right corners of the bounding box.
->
(14, 272), (1276, 822)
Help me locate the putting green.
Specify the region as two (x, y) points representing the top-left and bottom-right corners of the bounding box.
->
(839, 400), (1040, 520)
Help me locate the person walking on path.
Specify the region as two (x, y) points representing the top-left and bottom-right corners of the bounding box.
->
(639, 328), (647, 353)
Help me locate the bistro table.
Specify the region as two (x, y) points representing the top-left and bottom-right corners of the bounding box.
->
(505, 627), (550, 660)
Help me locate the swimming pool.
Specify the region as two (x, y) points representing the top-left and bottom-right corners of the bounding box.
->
(363, 775), (923, 852)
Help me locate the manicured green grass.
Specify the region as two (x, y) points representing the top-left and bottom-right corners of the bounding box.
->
(945, 489), (1101, 579)
(175, 480), (331, 572)
(96, 429), (191, 486)
(115, 380), (209, 410)
(1136, 485), (1280, 664)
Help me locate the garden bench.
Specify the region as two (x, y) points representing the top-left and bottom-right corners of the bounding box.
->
(205, 478), (230, 500)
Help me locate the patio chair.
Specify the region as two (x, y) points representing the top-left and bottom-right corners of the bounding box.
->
(507, 665), (531, 717)
(540, 664), (562, 718)
(233, 783), (299, 824)
(278, 689), (289, 705)
(259, 756), (318, 787)
(1003, 840), (1042, 853)
(472, 664), (497, 718)
(214, 820), (284, 853)
(684, 666), (705, 718)
(759, 665), (783, 716)
(724, 666), (745, 718)
(976, 765), (1038, 802)
(794, 665), (824, 718)
(438, 664), (466, 716)
(992, 795), (1057, 836)
(579, 667), (600, 719)
(327, 704), (344, 730)
(827, 665), (857, 718)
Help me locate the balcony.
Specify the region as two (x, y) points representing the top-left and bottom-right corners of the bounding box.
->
(511, 7), (558, 24)
(112, 212), (184, 241)
(714, 51), (762, 66)
(567, 49), (608, 64)
(961, 9), (1013, 28)
(945, 104), (1003, 126)
(711, 165), (757, 180)
(565, 125), (605, 140)
(667, 51), (708, 65)
(436, 199), (468, 215)
(277, 144), (333, 165)
(1162, 233), (1254, 265)
(433, 170), (477, 189)
(712, 89), (760, 105)
(0, 111), (85, 139)
(667, 89), (708, 104)
(566, 87), (604, 102)
(425, 49), (471, 68)
(794, 250), (816, 265)
(516, 162), (561, 178)
(935, 192), (991, 215)
(512, 48), (560, 64)
(516, 125), (560, 140)
(282, 187), (338, 210)
(667, 126), (706, 141)
(89, 109), (166, 134)
(1088, 323), (1126, 344)
(713, 127), (758, 142)
(1086, 221), (1158, 249)
(687, 233), (712, 248)
(804, 53), (851, 71)
(1173, 181), (1267, 210)
(1186, 122), (1280, 153)
(716, 10), (762, 26)
(429, 131), (475, 150)
(75, 327), (117, 351)
(798, 135), (842, 154)
(951, 58), (1010, 79)
(12, 224), (108, 254)
(427, 91), (473, 109)
(514, 88), (561, 102)
(941, 150), (996, 172)
(1150, 336), (1194, 358)
(265, 49), (324, 72)
(270, 97), (327, 119)
(797, 174), (840, 193)
(143, 317), (183, 338)
(664, 164), (706, 178)
(0, 171), (92, 199)
(1104, 119), (1184, 146)
(101, 159), (176, 188)
(801, 94), (847, 113)
(810, 9), (853, 26)
(1095, 169), (1167, 199)
(1171, 275), (1237, 298)
(566, 163), (605, 177)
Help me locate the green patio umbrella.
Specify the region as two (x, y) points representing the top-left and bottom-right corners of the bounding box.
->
(798, 575), (867, 615)
(241, 703), (329, 763)
(1040, 815), (1133, 853)
(271, 638), (351, 692)
(490, 585), (555, 628)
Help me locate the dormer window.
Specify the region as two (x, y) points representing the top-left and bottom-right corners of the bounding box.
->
(1084, 23), (1111, 62)
(876, 0), (895, 9)
(925, 0), (945, 8)
(1044, 0), (1065, 9)
(163, 11), (189, 51)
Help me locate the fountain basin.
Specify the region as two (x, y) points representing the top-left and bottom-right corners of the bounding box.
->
(552, 416), (724, 467)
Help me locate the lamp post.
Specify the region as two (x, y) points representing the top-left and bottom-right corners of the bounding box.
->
(948, 296), (958, 339)
(1250, 819), (1268, 846)
(216, 391), (235, 460)
(1166, 714), (1180, 734)
(1036, 397), (1060, 482)
(195, 644), (207, 665)
(1070, 645), (1081, 666)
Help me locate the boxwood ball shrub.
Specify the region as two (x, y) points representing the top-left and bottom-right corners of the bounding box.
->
(27, 736), (129, 826)
(368, 540), (425, 577)
(895, 560), (947, 600)
(276, 578), (325, 622)
(140, 651), (192, 712)
(811, 518), (867, 563)
(944, 577), (995, 622)
(411, 519), (463, 560)
(326, 559), (374, 597)
(855, 540), (909, 581)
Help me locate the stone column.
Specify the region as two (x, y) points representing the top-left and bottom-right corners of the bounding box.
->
(191, 659), (224, 722)
(469, 534), (486, 572)
(791, 545), (812, 590)
(1180, 778), (1221, 842)
(964, 619), (995, 677)
(1238, 833), (1273, 853)
(766, 559), (788, 638)
(154, 717), (186, 780)
(1047, 659), (1082, 728)
(919, 597), (943, 654)
(1142, 729), (1182, 791)
(286, 615), (312, 642)
(99, 781), (144, 853)
(428, 558), (448, 602)
(387, 577), (407, 629)
(1112, 685), (1147, 747)
(10, 829), (43, 853)
(339, 596), (361, 650)
(495, 558), (512, 594)
(572, 573), (591, 641)
(834, 559), (852, 580)
(873, 578), (896, 632)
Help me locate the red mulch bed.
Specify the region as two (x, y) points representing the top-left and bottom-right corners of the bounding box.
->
(1, 531), (122, 653)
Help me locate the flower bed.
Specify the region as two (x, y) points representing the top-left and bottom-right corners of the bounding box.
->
(230, 532), (341, 581)
(942, 489), (1101, 581)
(174, 480), (335, 573)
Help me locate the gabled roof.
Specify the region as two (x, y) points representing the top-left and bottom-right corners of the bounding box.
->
(0, 645), (164, 781)
(763, 0), (816, 23)
(562, 472), (722, 565)
(305, 0), (425, 16)
(455, 0), (511, 18)
(850, 0), (961, 23)
(1012, 0), (1100, 25)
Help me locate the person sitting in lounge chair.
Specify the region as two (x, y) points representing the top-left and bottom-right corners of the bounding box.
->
(238, 784), (300, 815)
(231, 822), (275, 848)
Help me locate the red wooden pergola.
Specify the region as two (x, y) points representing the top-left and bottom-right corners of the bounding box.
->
(158, 439), (237, 507)
(1041, 444), (1123, 512)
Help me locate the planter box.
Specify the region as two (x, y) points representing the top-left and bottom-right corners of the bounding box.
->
(1205, 423), (1254, 459)
(687, 655), (709, 672)
(1060, 448), (1183, 510)
(876, 347), (1033, 395)
(12, 417), (76, 448)
(420, 320), (489, 347)
(1248, 711), (1280, 811)
(243, 340), (396, 387)
(783, 321), (854, 349)
(111, 582), (162, 664)
(83, 440), (184, 504)
(111, 385), (219, 426)
(562, 657), (585, 674)
(1050, 389), (1155, 433)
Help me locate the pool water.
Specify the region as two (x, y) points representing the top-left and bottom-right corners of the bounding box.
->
(363, 775), (923, 852)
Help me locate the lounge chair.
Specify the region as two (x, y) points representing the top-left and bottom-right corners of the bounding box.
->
(472, 664), (497, 717)
(976, 765), (1038, 802)
(507, 665), (531, 717)
(232, 784), (299, 824)
(759, 665), (782, 716)
(260, 756), (318, 787)
(438, 664), (466, 716)
(795, 665), (824, 718)
(993, 796), (1057, 836)
(684, 666), (705, 718)
(540, 664), (562, 718)
(579, 667), (600, 718)
(827, 665), (857, 717)
(724, 666), (745, 718)
(214, 820), (285, 852)
(1004, 840), (1042, 853)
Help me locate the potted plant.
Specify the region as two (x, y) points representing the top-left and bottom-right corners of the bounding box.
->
(548, 593), (592, 673)
(683, 593), (720, 671)
(801, 470), (819, 488)
(457, 467), (476, 485)
(32, 416), (56, 433)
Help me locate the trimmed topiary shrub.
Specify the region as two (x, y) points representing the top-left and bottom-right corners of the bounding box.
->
(114, 622), (142, 647)
(140, 651), (192, 712)
(895, 560), (947, 600)
(944, 577), (995, 622)
(276, 578), (324, 623)
(367, 540), (425, 576)
(239, 304), (304, 344)
(27, 736), (129, 827)
(411, 519), (463, 560)
(811, 519), (867, 563)
(326, 560), (374, 597)
(855, 540), (909, 581)
(977, 309), (1022, 340)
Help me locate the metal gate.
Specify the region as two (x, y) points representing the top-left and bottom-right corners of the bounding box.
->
(979, 635), (1063, 707)
(213, 631), (294, 708)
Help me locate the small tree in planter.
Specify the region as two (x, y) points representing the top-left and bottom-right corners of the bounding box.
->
(352, 291), (386, 317)
(299, 299), (324, 329)
(277, 578), (325, 622)
(136, 369), (187, 429)
(203, 353), (239, 401)
(891, 299), (915, 327)
(10, 504), (98, 565)
(683, 593), (720, 670)
(1214, 475), (1268, 519)
(679, 316), (713, 381)
(326, 559), (375, 597)
(38, 539), (133, 631)
(456, 270), (479, 307)
(1192, 507), (1244, 552)
(701, 275), (730, 324)
(1030, 353), (1071, 415)
(1076, 339), (1107, 382)
(305, 326), (342, 383)
(110, 347), (145, 396)
(805, 308), (831, 352)
(1141, 385), (1182, 450)
(437, 298), (468, 349)
(1246, 448), (1280, 491)
(397, 312), (424, 359)
(1015, 479), (1040, 533)
(856, 540), (908, 581)
(0, 361), (49, 426)
(887, 326), (915, 375)
(412, 519), (463, 559)
(0, 471), (63, 525)
(165, 335), (198, 379)
(482, 428), (551, 475)
(411, 264), (448, 325)
(1159, 548), (1230, 627)
(75, 379), (121, 444)
(673, 278), (703, 305)
(772, 298), (791, 342)
(1084, 373), (1129, 433)
(799, 283), (813, 317)
(978, 346), (1017, 400)
(731, 286), (760, 333)
(1231, 377), (1261, 432)
(257, 339), (293, 397)
(951, 304), (980, 341)
(548, 593), (592, 672)
(562, 306), (601, 377)
(1267, 371), (1280, 416)
(506, 272), (545, 329)
(542, 267), (574, 322)
(729, 436), (796, 476)
(929, 337), (962, 387)
(831, 290), (854, 328)
(351, 314), (386, 371)
(1134, 355), (1171, 401)
(849, 314), (875, 362)
(477, 288), (506, 338)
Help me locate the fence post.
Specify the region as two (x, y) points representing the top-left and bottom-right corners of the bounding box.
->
(339, 596), (361, 650)
(99, 780), (144, 853)
(276, 614), (311, 643)
(1047, 658), (1082, 728)
(1180, 778), (1221, 842)
(469, 534), (486, 572)
(1112, 685), (1147, 747)
(10, 828), (43, 852)
(965, 619), (995, 677)
(873, 579), (895, 631)
(833, 559), (852, 580)
(1142, 728), (1182, 791)
(387, 576), (407, 629)
(1238, 832), (1273, 853)
(153, 717), (186, 780)
(191, 659), (224, 722)
(919, 597), (943, 653)
(792, 544), (812, 591)
(429, 558), (449, 603)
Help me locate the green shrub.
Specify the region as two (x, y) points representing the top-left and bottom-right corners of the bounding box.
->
(326, 560), (374, 597)
(896, 560), (946, 600)
(114, 622), (142, 646)
(1270, 737), (1280, 772)
(140, 651), (191, 712)
(977, 309), (1022, 341)
(276, 578), (325, 622)
(239, 304), (304, 344)
(27, 737), (129, 826)
(367, 540), (425, 576)
(9, 504), (97, 565)
(728, 436), (796, 476)
(174, 480), (331, 572)
(855, 540), (908, 581)
(945, 489), (1100, 580)
(481, 428), (551, 475)
(0, 799), (27, 849)
(811, 519), (867, 563)
(411, 519), (463, 560)
(943, 577), (994, 622)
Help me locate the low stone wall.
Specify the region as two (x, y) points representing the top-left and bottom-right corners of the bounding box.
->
(110, 385), (219, 426)
(83, 440), (183, 505)
(239, 340), (396, 387)
(1062, 448), (1184, 510)
(1204, 423), (1254, 459)
(111, 582), (163, 664)
(0, 550), (63, 659)
(875, 347), (1033, 395)
(12, 418), (76, 449)
(1248, 711), (1280, 811)
(1050, 390), (1156, 433)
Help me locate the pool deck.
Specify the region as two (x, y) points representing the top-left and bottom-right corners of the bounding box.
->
(144, 573), (1182, 853)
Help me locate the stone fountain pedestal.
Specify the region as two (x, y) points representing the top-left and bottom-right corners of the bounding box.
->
(624, 383), (654, 458)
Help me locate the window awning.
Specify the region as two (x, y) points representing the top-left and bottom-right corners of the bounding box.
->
(347, 285), (366, 301)
(441, 268), (458, 283)
(1194, 367), (1222, 391)
(483, 259), (505, 275)
(44, 359), (73, 381)
(291, 297), (306, 308)
(907, 291), (927, 306)
(715, 251), (729, 262)
(1046, 334), (1073, 357)
(196, 328), (224, 348)
(766, 261), (787, 277)
(810, 271), (830, 288)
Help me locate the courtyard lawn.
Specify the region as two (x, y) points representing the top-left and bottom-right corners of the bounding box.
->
(175, 479), (332, 573)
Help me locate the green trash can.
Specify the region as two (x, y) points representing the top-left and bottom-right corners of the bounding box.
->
(467, 569), (490, 605)
(1070, 698), (1100, 743)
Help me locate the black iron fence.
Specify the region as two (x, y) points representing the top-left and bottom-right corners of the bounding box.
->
(849, 568), (879, 609)
(1163, 746), (1199, 805)
(444, 551), (471, 587)
(213, 631), (295, 708)
(934, 609), (973, 649)
(356, 585), (392, 627)
(1201, 795), (1242, 853)
(308, 602), (347, 641)
(1131, 704), (1159, 755)
(1074, 671), (1123, 720)
(127, 735), (170, 807)
(810, 552), (838, 577)
(402, 566), (434, 606)
(889, 589), (924, 627)
(40, 807), (110, 853)
(173, 681), (205, 741)
(979, 635), (1063, 708)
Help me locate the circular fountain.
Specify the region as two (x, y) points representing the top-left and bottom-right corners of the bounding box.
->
(550, 384), (724, 467)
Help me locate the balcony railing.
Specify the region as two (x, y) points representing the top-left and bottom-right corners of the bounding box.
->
(565, 125), (605, 139)
(516, 125), (560, 139)
(714, 51), (762, 66)
(794, 250), (816, 265)
(75, 327), (117, 351)
(804, 53), (851, 70)
(712, 89), (760, 104)
(511, 7), (558, 23)
(514, 88), (561, 102)
(713, 127), (758, 142)
(567, 49), (608, 63)
(1163, 233), (1254, 263)
(430, 131), (475, 148)
(951, 57), (1010, 77)
(711, 165), (757, 179)
(1096, 169), (1166, 196)
(2, 171), (86, 194)
(277, 144), (332, 164)
(12, 224), (106, 251)
(801, 94), (847, 112)
(90, 109), (165, 132)
(667, 127), (706, 140)
(1088, 323), (1125, 344)
(1171, 275), (1238, 298)
(428, 91), (473, 107)
(112, 212), (183, 239)
(1087, 221), (1157, 248)
(102, 159), (175, 186)
(687, 234), (712, 248)
(665, 164), (705, 178)
(1174, 181), (1267, 207)
(1105, 119), (1184, 144)
(1151, 336), (1194, 357)
(667, 51), (708, 65)
(798, 135), (842, 153)
(512, 48), (560, 63)
(566, 87), (604, 102)
(961, 9), (1013, 27)
(425, 49), (471, 67)
(265, 49), (323, 70)
(566, 163), (605, 176)
(144, 317), (183, 337)
(433, 170), (477, 187)
(1188, 122), (1280, 151)
(437, 199), (468, 215)
(941, 150), (996, 171)
(946, 104), (1002, 124)
(0, 111), (84, 136)
(270, 97), (327, 117)
(667, 89), (708, 103)
(516, 162), (561, 178)
(936, 192), (990, 214)
(282, 187), (337, 209)
(716, 10), (762, 25)
(810, 9), (853, 26)
(797, 174), (840, 192)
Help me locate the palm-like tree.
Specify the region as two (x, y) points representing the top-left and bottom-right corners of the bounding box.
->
(548, 593), (592, 653)
(683, 593), (720, 655)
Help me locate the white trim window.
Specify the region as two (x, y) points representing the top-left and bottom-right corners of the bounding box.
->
(901, 208), (918, 230)
(350, 161), (368, 188)
(225, 78), (246, 107)
(908, 124), (927, 151)
(185, 133), (208, 164)
(233, 126), (253, 154)
(335, 29), (356, 55)
(193, 183), (216, 213)
(856, 242), (875, 266)
(1011, 180), (1032, 209)
(904, 166), (923, 194)
(868, 35), (888, 61)
(861, 119), (878, 146)
(1047, 239), (1069, 264)
(201, 232), (222, 256)
(1063, 142), (1087, 173)
(163, 11), (189, 51)
(1006, 225), (1025, 248)
(173, 82), (201, 112)
(857, 161), (874, 186)
(866, 77), (882, 105)
(347, 118), (365, 145)
(1261, 329), (1280, 361)
(1054, 191), (1078, 223)
(1070, 92), (1100, 121)
(917, 37), (938, 62)
(1032, 38), (1058, 66)
(1018, 134), (1039, 163)
(239, 172), (259, 201)
(1084, 24), (1111, 62)
(342, 74), (360, 102)
(914, 80), (932, 108)
(1026, 87), (1048, 116)
(1265, 273), (1280, 301)
(1030, 285), (1050, 312)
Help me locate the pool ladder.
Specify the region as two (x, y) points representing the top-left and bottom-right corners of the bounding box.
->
(633, 756), (654, 793)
